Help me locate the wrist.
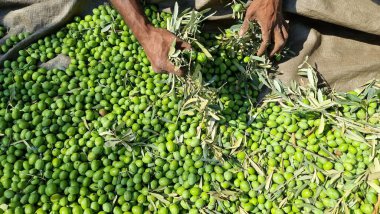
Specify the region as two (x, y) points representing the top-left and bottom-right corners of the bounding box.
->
(134, 24), (154, 46)
(110, 0), (155, 46)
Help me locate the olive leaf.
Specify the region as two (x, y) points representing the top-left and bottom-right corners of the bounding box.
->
(265, 169), (274, 190)
(298, 203), (323, 214)
(239, 206), (249, 214)
(101, 23), (112, 33)
(194, 40), (213, 60)
(149, 192), (171, 205)
(317, 114), (325, 134)
(168, 39), (177, 57)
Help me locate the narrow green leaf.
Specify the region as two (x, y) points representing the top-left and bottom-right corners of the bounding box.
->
(149, 192), (170, 205)
(194, 41), (213, 60)
(317, 114), (325, 134)
(265, 169), (274, 190)
(368, 172), (380, 181)
(232, 61), (246, 72)
(101, 24), (112, 32)
(273, 80), (283, 93)
(345, 130), (366, 143)
(317, 89), (324, 102)
(239, 206), (248, 214)
(307, 68), (316, 89)
(172, 2), (179, 26)
(346, 93), (362, 103)
(368, 180), (380, 194)
(298, 203), (323, 214)
(251, 55), (266, 62)
(160, 117), (174, 124)
(366, 88), (376, 101)
(168, 39), (177, 57)
(248, 158), (265, 176)
(208, 111), (220, 121)
(181, 110), (196, 116)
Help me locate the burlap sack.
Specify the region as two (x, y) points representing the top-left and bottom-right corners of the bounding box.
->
(277, 15), (380, 91)
(0, 0), (102, 65)
(278, 0), (380, 91)
(0, 0), (379, 91)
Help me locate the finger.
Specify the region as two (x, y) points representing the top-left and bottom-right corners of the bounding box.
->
(163, 60), (185, 77)
(239, 18), (250, 37)
(257, 24), (271, 56)
(176, 38), (192, 50)
(152, 65), (166, 74)
(270, 26), (285, 57)
(239, 4), (256, 37)
(281, 23), (289, 42)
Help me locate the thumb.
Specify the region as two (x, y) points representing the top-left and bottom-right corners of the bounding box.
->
(152, 65), (164, 74)
(239, 18), (250, 37)
(177, 38), (192, 51)
(164, 60), (185, 77)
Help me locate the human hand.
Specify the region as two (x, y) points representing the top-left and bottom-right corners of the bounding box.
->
(110, 0), (191, 76)
(239, 0), (288, 57)
(140, 27), (191, 76)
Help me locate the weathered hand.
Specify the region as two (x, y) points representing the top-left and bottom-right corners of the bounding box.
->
(110, 0), (191, 76)
(140, 27), (191, 76)
(239, 0), (288, 57)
